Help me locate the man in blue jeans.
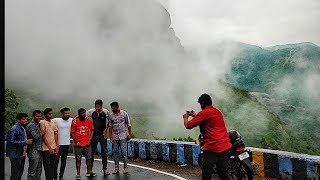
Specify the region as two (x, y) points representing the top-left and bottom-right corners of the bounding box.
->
(26, 110), (44, 180)
(109, 102), (132, 174)
(6, 113), (33, 180)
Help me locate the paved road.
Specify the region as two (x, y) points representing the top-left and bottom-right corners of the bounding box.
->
(5, 155), (186, 180)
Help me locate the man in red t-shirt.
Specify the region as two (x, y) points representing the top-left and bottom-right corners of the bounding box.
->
(71, 108), (96, 179)
(183, 93), (232, 180)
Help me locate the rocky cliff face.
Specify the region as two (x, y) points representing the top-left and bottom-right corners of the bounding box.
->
(95, 0), (185, 53)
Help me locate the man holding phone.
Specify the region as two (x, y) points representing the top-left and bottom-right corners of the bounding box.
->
(183, 94), (232, 180)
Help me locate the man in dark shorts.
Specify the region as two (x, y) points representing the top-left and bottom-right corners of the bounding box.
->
(71, 108), (96, 179)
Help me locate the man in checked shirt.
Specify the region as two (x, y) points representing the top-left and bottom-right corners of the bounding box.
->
(109, 101), (132, 174)
(26, 110), (44, 180)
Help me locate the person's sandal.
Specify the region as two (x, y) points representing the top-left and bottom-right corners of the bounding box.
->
(123, 168), (129, 174)
(75, 175), (81, 179)
(85, 172), (97, 177)
(104, 169), (110, 176)
(112, 169), (119, 174)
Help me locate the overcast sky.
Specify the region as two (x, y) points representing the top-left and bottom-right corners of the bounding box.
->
(158, 0), (320, 48)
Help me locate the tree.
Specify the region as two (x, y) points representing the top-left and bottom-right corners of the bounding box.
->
(5, 88), (19, 138)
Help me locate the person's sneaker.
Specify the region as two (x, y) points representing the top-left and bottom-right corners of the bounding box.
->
(104, 169), (110, 176)
(123, 168), (129, 174)
(75, 175), (81, 180)
(85, 172), (97, 177)
(112, 169), (119, 174)
(59, 177), (64, 180)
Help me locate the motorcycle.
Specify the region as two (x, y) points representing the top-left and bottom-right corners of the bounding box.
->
(197, 130), (258, 180)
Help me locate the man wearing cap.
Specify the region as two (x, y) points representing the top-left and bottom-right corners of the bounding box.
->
(86, 99), (110, 176)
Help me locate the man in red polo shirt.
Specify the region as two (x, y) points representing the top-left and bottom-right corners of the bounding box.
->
(183, 93), (232, 180)
(71, 108), (96, 179)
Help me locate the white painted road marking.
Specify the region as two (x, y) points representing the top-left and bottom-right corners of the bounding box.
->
(67, 155), (188, 180)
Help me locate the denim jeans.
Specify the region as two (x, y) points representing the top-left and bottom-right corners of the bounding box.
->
(91, 135), (108, 170)
(10, 157), (26, 180)
(113, 139), (128, 170)
(42, 151), (56, 180)
(27, 149), (42, 180)
(54, 145), (69, 179)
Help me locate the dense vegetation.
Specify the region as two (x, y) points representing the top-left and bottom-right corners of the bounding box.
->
(4, 89), (19, 136)
(222, 42), (320, 155)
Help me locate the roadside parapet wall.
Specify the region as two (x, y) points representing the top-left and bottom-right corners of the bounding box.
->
(5, 139), (319, 179)
(247, 147), (320, 179)
(97, 139), (320, 179)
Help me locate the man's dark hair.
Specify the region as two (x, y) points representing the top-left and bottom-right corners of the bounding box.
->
(44, 108), (53, 115)
(32, 110), (42, 116)
(78, 108), (86, 115)
(95, 99), (103, 106)
(110, 101), (119, 108)
(60, 107), (70, 114)
(198, 93), (212, 105)
(17, 113), (28, 120)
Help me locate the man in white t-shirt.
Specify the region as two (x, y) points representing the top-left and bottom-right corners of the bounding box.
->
(52, 108), (73, 180)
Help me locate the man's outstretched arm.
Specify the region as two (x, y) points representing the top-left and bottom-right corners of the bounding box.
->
(183, 112), (205, 129)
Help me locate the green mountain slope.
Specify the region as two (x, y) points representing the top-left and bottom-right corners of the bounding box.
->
(219, 41), (320, 155)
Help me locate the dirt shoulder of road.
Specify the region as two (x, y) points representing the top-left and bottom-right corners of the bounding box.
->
(126, 158), (277, 180)
(128, 158), (202, 180)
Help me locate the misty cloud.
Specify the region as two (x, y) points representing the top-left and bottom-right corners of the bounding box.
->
(159, 0), (320, 48)
(6, 0), (185, 100)
(304, 73), (320, 98)
(5, 0), (233, 139)
(7, 0), (318, 142)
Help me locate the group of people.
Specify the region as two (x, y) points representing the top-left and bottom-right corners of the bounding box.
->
(7, 92), (234, 180)
(6, 99), (132, 180)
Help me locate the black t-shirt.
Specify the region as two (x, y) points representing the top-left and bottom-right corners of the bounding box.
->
(86, 108), (109, 136)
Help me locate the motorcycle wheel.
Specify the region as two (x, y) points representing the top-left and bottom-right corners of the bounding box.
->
(234, 164), (253, 180)
(230, 159), (253, 180)
(242, 163), (254, 180)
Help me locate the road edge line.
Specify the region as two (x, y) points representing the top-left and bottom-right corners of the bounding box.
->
(67, 155), (188, 180)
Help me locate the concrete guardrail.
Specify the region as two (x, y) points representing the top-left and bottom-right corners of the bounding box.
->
(5, 139), (320, 179)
